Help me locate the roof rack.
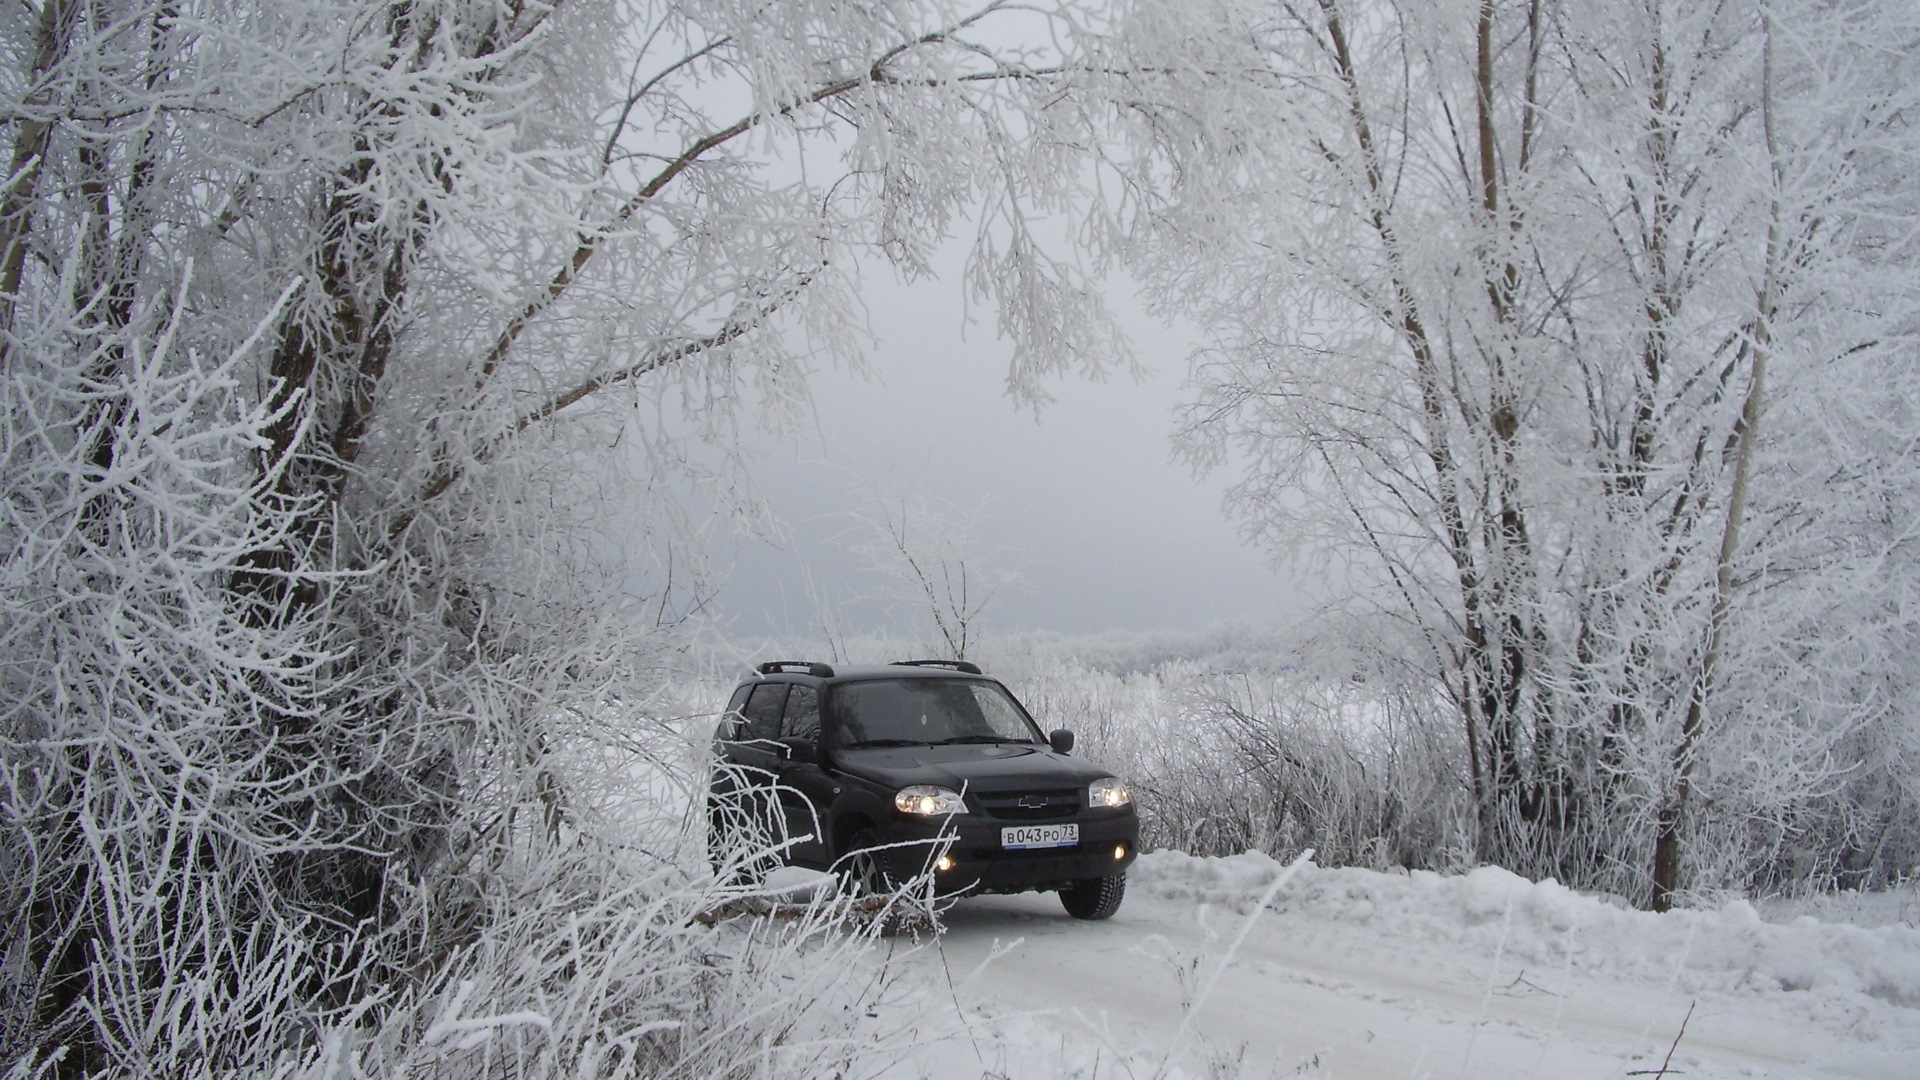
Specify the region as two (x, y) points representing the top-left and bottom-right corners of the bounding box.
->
(756, 660), (835, 678)
(891, 659), (983, 675)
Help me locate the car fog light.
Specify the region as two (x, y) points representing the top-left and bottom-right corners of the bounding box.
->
(1113, 843), (1127, 861)
(936, 855), (955, 872)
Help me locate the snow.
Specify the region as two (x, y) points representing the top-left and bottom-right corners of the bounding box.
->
(851, 851), (1920, 1078)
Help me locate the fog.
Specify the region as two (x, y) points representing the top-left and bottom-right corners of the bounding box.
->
(707, 261), (1308, 639)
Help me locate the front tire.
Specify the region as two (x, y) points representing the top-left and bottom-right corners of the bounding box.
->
(841, 828), (896, 897)
(1059, 872), (1126, 920)
(842, 828), (926, 936)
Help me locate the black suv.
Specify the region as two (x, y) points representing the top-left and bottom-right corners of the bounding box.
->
(707, 660), (1139, 919)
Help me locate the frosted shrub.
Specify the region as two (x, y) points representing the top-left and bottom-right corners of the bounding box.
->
(1001, 651), (1470, 871)
(317, 700), (911, 1080)
(1164, 673), (1467, 869)
(0, 276), (401, 1074)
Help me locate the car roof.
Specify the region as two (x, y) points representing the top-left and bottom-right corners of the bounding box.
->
(741, 661), (993, 685)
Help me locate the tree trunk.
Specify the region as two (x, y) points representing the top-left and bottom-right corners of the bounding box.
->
(1650, 8), (1781, 913)
(0, 0), (82, 368)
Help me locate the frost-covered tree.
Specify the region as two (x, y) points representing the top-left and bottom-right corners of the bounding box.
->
(0, 0), (1132, 1070)
(854, 493), (1024, 661)
(1099, 0), (1920, 904)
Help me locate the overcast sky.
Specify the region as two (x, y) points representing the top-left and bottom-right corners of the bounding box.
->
(704, 253), (1311, 640)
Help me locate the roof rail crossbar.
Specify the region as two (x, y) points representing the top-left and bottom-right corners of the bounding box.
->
(757, 660), (835, 678)
(891, 659), (983, 675)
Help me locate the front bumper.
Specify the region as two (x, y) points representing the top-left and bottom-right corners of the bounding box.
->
(872, 809), (1140, 895)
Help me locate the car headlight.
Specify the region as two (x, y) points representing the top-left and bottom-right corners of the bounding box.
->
(1089, 777), (1132, 808)
(895, 785), (966, 816)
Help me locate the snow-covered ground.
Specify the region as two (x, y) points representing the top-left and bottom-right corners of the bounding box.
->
(856, 851), (1920, 1079)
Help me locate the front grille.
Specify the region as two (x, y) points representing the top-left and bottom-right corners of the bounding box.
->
(976, 789), (1080, 820)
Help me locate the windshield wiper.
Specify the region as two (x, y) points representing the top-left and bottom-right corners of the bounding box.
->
(842, 738), (923, 749)
(935, 735), (1029, 745)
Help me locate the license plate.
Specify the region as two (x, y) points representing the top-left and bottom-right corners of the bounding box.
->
(1002, 823), (1078, 850)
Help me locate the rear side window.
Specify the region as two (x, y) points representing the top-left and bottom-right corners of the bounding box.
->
(783, 685), (821, 742)
(740, 683), (788, 742)
(715, 685), (753, 740)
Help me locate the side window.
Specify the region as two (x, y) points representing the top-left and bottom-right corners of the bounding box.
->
(782, 686), (821, 743)
(718, 685), (752, 739)
(740, 683), (787, 742)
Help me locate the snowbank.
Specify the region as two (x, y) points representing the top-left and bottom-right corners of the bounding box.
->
(1131, 850), (1920, 1009)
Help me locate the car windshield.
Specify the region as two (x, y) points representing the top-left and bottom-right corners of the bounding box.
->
(831, 678), (1043, 748)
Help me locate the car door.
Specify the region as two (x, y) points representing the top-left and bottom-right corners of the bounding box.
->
(714, 682), (790, 862)
(773, 685), (835, 867)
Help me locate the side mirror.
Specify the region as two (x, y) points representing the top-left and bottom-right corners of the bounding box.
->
(778, 737), (818, 765)
(1048, 729), (1075, 755)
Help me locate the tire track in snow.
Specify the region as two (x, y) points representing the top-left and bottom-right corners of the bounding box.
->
(887, 887), (1918, 1079)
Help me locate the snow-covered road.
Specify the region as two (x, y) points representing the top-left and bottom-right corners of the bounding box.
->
(874, 852), (1920, 1079)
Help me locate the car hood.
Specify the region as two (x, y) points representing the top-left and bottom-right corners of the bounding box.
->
(831, 742), (1112, 794)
